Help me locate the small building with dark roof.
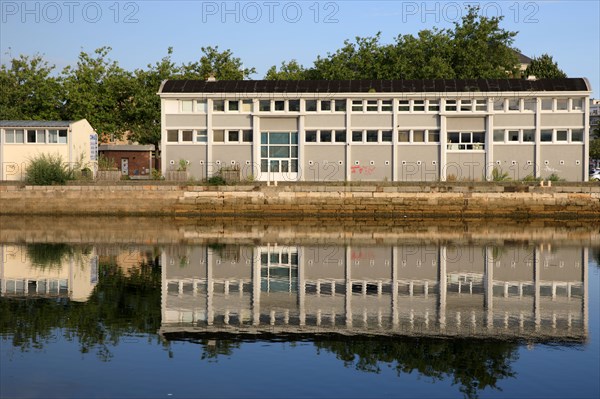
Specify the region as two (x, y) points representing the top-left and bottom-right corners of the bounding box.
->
(158, 78), (592, 182)
(0, 119), (98, 181)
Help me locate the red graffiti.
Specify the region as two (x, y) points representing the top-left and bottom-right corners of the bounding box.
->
(350, 165), (376, 175)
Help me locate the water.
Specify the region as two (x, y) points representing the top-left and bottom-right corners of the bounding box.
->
(1, 217), (599, 399)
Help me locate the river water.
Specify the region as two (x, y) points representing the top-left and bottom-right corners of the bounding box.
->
(0, 217), (598, 398)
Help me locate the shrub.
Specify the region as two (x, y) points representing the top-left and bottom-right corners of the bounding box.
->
(98, 154), (116, 171)
(25, 153), (73, 185)
(207, 175), (226, 185)
(547, 173), (564, 182)
(491, 167), (511, 182)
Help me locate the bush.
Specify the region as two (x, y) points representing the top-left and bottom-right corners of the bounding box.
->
(547, 173), (564, 182)
(207, 175), (226, 185)
(25, 153), (73, 185)
(491, 167), (511, 182)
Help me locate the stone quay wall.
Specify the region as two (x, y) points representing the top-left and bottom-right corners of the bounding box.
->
(1, 184), (599, 218)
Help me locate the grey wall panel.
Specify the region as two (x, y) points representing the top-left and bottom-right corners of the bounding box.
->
(212, 145), (254, 180)
(397, 145), (440, 181)
(351, 114), (393, 128)
(446, 246), (485, 274)
(540, 145), (584, 181)
(539, 248), (583, 282)
(446, 117), (486, 131)
(397, 114), (440, 129)
(165, 144), (207, 180)
(302, 145), (346, 182)
(303, 246), (345, 280)
(305, 114), (346, 129)
(493, 144), (536, 180)
(541, 113), (585, 127)
(165, 114), (207, 128)
(165, 246), (208, 279)
(350, 247), (393, 280)
(493, 247), (536, 281)
(397, 245), (439, 280)
(446, 152), (486, 181)
(493, 114), (535, 127)
(260, 117), (298, 131)
(349, 145), (393, 181)
(212, 114), (252, 128)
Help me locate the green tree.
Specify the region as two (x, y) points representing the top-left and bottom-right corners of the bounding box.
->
(265, 60), (308, 80)
(181, 46), (256, 80)
(589, 138), (600, 160)
(393, 29), (456, 79)
(524, 54), (567, 78)
(0, 54), (63, 120)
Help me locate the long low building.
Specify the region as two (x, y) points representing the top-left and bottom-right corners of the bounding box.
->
(159, 78), (592, 182)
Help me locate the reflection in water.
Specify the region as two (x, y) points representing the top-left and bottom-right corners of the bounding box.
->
(0, 230), (594, 398)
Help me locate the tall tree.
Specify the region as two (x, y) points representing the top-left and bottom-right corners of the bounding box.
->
(524, 54), (567, 78)
(181, 46), (255, 80)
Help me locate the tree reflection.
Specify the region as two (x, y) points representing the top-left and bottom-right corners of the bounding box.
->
(315, 337), (518, 399)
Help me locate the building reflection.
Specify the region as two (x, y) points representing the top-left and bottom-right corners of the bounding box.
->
(161, 244), (588, 341)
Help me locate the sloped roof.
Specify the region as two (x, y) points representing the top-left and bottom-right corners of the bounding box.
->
(0, 120), (72, 128)
(159, 78), (589, 94)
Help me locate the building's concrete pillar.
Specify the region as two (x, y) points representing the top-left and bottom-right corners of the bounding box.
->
(486, 113), (494, 181)
(583, 247), (589, 333)
(252, 247), (261, 326)
(298, 115), (305, 182)
(440, 104), (447, 181)
(207, 99), (214, 178)
(534, 247), (541, 331)
(439, 246), (447, 330)
(207, 247), (214, 325)
(535, 98), (542, 179)
(345, 99), (352, 181)
(392, 98), (399, 182)
(345, 246), (352, 327)
(392, 246), (398, 327)
(298, 247), (306, 326)
(485, 246), (494, 330)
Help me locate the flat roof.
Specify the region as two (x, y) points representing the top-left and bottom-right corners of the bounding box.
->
(99, 144), (155, 151)
(159, 78), (589, 94)
(0, 120), (72, 128)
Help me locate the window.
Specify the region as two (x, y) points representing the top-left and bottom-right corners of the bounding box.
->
(475, 99), (487, 111)
(572, 98), (583, 111)
(398, 130), (409, 142)
(413, 130), (425, 142)
(447, 131), (485, 150)
(493, 130), (505, 142)
(556, 130), (568, 141)
(242, 100), (253, 112)
(445, 100), (457, 111)
(541, 129), (553, 142)
(398, 100), (410, 112)
(213, 130), (225, 142)
(366, 100), (378, 112)
(334, 130), (346, 142)
(381, 100), (392, 112)
(306, 100), (317, 112)
(181, 130), (193, 142)
(5, 129), (25, 143)
(289, 100), (300, 112)
(556, 99), (568, 111)
(352, 100), (363, 112)
(259, 100), (271, 112)
(428, 130), (440, 142)
(305, 131), (317, 142)
(508, 99), (520, 111)
(523, 130), (535, 142)
(228, 100), (239, 111)
(427, 100), (439, 112)
(167, 130), (178, 142)
(274, 100), (285, 111)
(352, 131), (363, 142)
(320, 100), (331, 111)
(523, 98), (536, 111)
(320, 130), (332, 142)
(260, 132), (298, 174)
(571, 129), (584, 142)
(243, 130), (253, 142)
(196, 130), (208, 143)
(508, 130), (520, 142)
(413, 100), (425, 112)
(213, 100), (225, 112)
(381, 131), (393, 142)
(27, 129), (43, 143)
(228, 130), (239, 142)
(460, 100), (472, 111)
(182, 100), (193, 112)
(541, 99), (553, 111)
(334, 100), (346, 112)
(366, 130), (378, 142)
(196, 100), (207, 113)
(493, 98), (505, 111)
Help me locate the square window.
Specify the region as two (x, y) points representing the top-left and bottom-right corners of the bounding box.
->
(398, 100), (410, 112)
(228, 130), (239, 142)
(228, 100), (239, 111)
(427, 100), (439, 112)
(334, 130), (346, 142)
(167, 130), (178, 142)
(475, 99), (487, 111)
(242, 130), (253, 142)
(305, 131), (317, 142)
(5, 129), (15, 143)
(36, 130), (46, 143)
(352, 131), (363, 142)
(448, 132), (460, 144)
(523, 98), (536, 111)
(182, 100), (194, 112)
(289, 100), (300, 112)
(413, 130), (425, 142)
(352, 100), (363, 112)
(366, 130), (378, 142)
(445, 100), (457, 111)
(58, 130), (67, 144)
(196, 130), (208, 142)
(366, 100), (378, 112)
(381, 131), (393, 142)
(381, 100), (392, 112)
(541, 99), (553, 111)
(428, 130), (440, 142)
(523, 130), (535, 142)
(571, 98), (583, 111)
(508, 130), (520, 142)
(274, 100), (285, 111)
(493, 130), (505, 142)
(413, 100), (425, 112)
(460, 100), (472, 111)
(556, 130), (568, 141)
(306, 100), (317, 112)
(213, 130), (225, 142)
(508, 99), (520, 111)
(182, 130), (193, 142)
(320, 130), (332, 142)
(571, 129), (583, 142)
(493, 98), (505, 111)
(259, 100), (271, 112)
(334, 100), (346, 112)
(398, 131), (409, 142)
(320, 100), (332, 111)
(541, 129), (553, 142)
(460, 132), (471, 143)
(196, 100), (207, 112)
(213, 100), (225, 112)
(556, 99), (568, 110)
(241, 100), (253, 112)
(472, 132), (485, 143)
(48, 129), (58, 143)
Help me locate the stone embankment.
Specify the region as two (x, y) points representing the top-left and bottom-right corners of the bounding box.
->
(1, 183), (599, 218)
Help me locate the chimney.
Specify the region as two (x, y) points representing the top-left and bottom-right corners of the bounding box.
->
(206, 73), (216, 82)
(527, 75), (537, 81)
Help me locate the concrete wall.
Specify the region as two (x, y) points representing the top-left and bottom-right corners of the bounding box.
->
(540, 145), (585, 181)
(397, 145), (440, 181)
(493, 145), (536, 180)
(349, 145), (393, 181)
(303, 145), (345, 182)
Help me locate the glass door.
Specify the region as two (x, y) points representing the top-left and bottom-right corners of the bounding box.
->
(260, 132), (299, 181)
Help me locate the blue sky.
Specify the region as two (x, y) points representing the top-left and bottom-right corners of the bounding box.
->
(1, 1), (599, 97)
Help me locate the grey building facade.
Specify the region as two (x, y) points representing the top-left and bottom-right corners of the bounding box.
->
(159, 79), (592, 182)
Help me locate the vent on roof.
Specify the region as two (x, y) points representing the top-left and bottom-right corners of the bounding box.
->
(527, 75), (537, 81)
(206, 74), (216, 82)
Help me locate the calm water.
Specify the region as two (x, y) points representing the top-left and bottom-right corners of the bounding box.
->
(0, 217), (599, 399)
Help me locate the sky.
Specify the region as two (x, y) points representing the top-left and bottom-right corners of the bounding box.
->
(1, 0), (599, 97)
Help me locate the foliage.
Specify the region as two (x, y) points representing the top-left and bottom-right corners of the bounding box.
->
(491, 167), (511, 181)
(181, 46), (256, 80)
(151, 168), (163, 180)
(177, 159), (188, 171)
(98, 154), (117, 170)
(207, 175), (226, 185)
(265, 60), (308, 80)
(589, 139), (600, 160)
(547, 173), (563, 182)
(25, 153), (74, 185)
(521, 174), (542, 182)
(524, 54), (567, 79)
(26, 243), (75, 268)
